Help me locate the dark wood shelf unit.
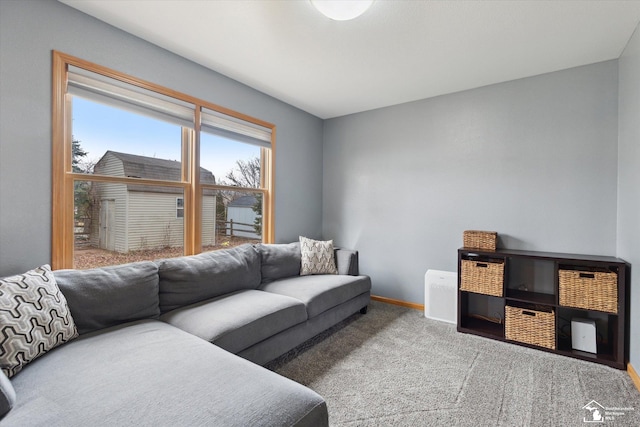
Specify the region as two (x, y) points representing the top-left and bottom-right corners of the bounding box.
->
(457, 248), (629, 370)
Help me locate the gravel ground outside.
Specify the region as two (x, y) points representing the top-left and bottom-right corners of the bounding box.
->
(73, 235), (258, 269)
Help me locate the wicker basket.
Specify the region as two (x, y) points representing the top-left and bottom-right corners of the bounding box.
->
(505, 305), (556, 350)
(463, 230), (497, 250)
(460, 259), (504, 297)
(558, 269), (618, 313)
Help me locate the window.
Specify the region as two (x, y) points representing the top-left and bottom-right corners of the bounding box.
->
(199, 111), (268, 249)
(176, 198), (184, 219)
(52, 51), (275, 269)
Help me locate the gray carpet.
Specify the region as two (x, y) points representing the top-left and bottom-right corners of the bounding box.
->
(266, 301), (640, 426)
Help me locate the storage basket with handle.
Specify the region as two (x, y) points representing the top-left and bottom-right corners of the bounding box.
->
(463, 230), (497, 250)
(505, 305), (556, 350)
(460, 258), (504, 297)
(558, 269), (618, 313)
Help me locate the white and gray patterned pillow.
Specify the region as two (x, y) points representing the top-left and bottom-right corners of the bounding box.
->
(299, 236), (338, 276)
(0, 265), (78, 378)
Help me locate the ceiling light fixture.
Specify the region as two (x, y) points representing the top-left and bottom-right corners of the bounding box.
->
(310, 0), (374, 21)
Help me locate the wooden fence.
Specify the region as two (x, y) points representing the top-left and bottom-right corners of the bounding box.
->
(216, 219), (259, 238)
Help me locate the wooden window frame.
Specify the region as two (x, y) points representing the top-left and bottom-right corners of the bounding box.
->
(52, 51), (275, 269)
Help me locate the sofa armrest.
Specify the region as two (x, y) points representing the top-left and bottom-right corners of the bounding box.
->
(0, 370), (16, 418)
(334, 249), (360, 276)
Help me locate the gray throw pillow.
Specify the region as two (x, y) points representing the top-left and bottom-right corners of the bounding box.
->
(54, 261), (160, 335)
(299, 236), (338, 276)
(157, 244), (261, 313)
(256, 242), (301, 283)
(0, 265), (78, 378)
(0, 370), (16, 417)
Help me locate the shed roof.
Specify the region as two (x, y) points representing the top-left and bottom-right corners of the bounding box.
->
(104, 151), (215, 183)
(96, 151), (216, 195)
(228, 195), (258, 208)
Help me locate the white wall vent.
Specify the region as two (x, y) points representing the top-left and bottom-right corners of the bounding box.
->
(424, 270), (457, 324)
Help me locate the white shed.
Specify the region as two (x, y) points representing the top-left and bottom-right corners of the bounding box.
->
(91, 151), (216, 253)
(226, 195), (261, 240)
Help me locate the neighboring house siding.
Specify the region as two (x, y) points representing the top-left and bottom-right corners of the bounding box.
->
(95, 152), (125, 177)
(128, 191), (184, 251)
(91, 182), (128, 252)
(93, 154), (128, 252)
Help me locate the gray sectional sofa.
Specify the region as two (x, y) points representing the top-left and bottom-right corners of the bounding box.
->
(0, 242), (371, 426)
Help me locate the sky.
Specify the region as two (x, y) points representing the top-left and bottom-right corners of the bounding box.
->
(72, 97), (260, 184)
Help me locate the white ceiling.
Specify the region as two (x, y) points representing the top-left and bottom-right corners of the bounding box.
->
(59, 0), (640, 119)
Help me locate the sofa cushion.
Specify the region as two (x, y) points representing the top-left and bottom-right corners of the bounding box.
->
(1, 369), (16, 417)
(256, 242), (301, 283)
(157, 244), (261, 313)
(260, 275), (372, 318)
(0, 265), (78, 378)
(2, 320), (327, 427)
(299, 236), (338, 275)
(161, 289), (307, 354)
(54, 261), (160, 335)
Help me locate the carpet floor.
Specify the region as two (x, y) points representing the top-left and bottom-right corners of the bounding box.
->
(266, 301), (640, 427)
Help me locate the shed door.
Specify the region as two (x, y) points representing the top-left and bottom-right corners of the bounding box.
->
(99, 199), (115, 251)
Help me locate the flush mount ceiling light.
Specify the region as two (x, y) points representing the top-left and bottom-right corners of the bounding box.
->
(310, 0), (374, 21)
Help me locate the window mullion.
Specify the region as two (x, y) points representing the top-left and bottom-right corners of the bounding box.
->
(262, 135), (275, 243)
(184, 110), (201, 255)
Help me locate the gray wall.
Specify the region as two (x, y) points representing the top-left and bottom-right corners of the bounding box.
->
(323, 61), (619, 304)
(617, 22), (640, 370)
(0, 0), (324, 276)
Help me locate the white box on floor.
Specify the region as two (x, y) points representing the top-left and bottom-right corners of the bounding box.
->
(571, 318), (597, 353)
(424, 270), (457, 324)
